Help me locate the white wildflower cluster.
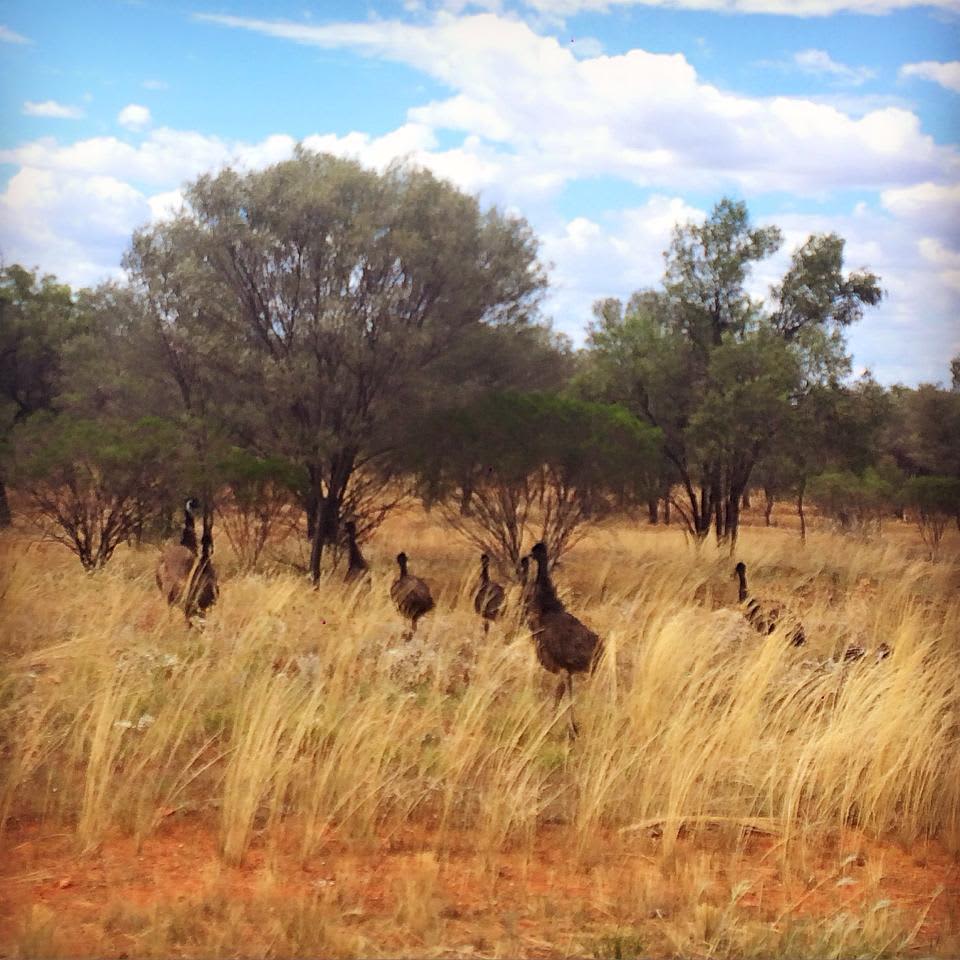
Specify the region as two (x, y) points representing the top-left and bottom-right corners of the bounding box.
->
(114, 712), (156, 732)
(116, 647), (181, 672)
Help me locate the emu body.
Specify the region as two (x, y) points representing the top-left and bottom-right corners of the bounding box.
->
(390, 551), (434, 638)
(527, 541), (602, 737)
(733, 561), (805, 647)
(473, 553), (505, 635)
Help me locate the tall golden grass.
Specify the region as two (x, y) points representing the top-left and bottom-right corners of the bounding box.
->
(2, 508), (958, 957)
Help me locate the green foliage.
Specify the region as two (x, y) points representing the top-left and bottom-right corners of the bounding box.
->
(903, 475), (960, 557)
(410, 390), (660, 563)
(126, 149), (557, 580)
(583, 199), (883, 544)
(10, 413), (180, 569)
(807, 468), (897, 535)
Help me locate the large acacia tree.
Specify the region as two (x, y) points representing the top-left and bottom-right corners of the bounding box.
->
(583, 199), (882, 546)
(127, 149), (553, 582)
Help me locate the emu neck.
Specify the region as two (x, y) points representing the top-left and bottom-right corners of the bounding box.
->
(398, 558), (408, 578)
(180, 512), (198, 552)
(479, 560), (489, 585)
(200, 514), (213, 562)
(532, 555), (562, 613)
(347, 532), (365, 568)
(737, 570), (748, 604)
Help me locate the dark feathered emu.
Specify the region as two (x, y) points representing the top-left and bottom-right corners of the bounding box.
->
(474, 553), (505, 635)
(343, 520), (369, 582)
(733, 561), (804, 647)
(527, 541), (603, 737)
(156, 498), (198, 605)
(156, 498), (219, 621)
(390, 552), (435, 638)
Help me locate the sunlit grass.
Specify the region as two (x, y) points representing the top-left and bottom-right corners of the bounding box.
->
(1, 508), (958, 957)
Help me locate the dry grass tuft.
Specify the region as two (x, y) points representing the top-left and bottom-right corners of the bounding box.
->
(1, 507), (958, 957)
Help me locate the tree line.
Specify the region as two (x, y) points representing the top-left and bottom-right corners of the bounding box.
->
(2, 150), (958, 572)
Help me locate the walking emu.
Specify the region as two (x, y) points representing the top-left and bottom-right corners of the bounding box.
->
(474, 553), (505, 635)
(527, 541), (603, 737)
(390, 552), (434, 638)
(343, 520), (369, 582)
(733, 561), (804, 646)
(156, 499), (219, 621)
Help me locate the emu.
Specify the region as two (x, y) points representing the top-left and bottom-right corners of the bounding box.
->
(156, 499), (218, 621)
(527, 541), (603, 737)
(343, 520), (369, 582)
(474, 553), (505, 635)
(156, 498), (198, 606)
(390, 552), (434, 639)
(733, 561), (804, 647)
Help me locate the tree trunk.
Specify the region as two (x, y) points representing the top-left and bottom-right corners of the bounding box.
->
(742, 489), (751, 510)
(0, 478), (11, 528)
(764, 487), (775, 526)
(305, 479), (319, 541)
(459, 481), (474, 517)
(647, 498), (659, 524)
(308, 451), (356, 586)
(662, 496), (670, 525)
(797, 478), (807, 544)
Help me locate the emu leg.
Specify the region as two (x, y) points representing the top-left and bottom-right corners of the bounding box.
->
(554, 674), (579, 739)
(483, 620), (490, 637)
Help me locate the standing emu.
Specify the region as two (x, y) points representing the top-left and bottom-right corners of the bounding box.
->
(343, 520), (369, 582)
(156, 498), (199, 606)
(733, 561), (804, 646)
(156, 499), (218, 621)
(390, 552), (434, 638)
(474, 553), (505, 635)
(527, 541), (603, 737)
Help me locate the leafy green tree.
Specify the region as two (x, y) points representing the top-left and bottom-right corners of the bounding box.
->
(408, 391), (661, 566)
(885, 383), (960, 480)
(903, 476), (960, 559)
(582, 199), (882, 547)
(0, 265), (86, 526)
(127, 149), (557, 583)
(213, 449), (305, 571)
(10, 414), (180, 569)
(808, 467), (898, 538)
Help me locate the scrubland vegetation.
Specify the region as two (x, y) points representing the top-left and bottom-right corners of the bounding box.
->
(2, 150), (959, 957)
(2, 507), (959, 958)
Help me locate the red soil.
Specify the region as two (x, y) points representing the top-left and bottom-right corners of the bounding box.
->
(1, 816), (957, 957)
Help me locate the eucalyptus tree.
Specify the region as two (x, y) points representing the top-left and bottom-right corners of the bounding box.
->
(408, 391), (661, 566)
(0, 265), (86, 526)
(127, 149), (552, 582)
(583, 199), (882, 546)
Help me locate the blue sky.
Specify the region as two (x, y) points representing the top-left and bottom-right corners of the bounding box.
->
(1, 0), (958, 384)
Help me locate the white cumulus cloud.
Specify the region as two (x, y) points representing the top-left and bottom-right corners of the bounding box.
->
(23, 100), (85, 119)
(793, 49), (876, 85)
(899, 60), (960, 94)
(117, 104), (152, 129)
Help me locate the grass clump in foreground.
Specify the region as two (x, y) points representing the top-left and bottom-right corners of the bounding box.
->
(1, 510), (958, 957)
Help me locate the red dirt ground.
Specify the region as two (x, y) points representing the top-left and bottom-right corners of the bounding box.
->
(1, 816), (958, 957)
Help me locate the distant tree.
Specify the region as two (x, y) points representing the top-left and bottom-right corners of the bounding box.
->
(903, 476), (960, 559)
(10, 414), (179, 570)
(127, 149), (557, 584)
(408, 391), (661, 566)
(582, 200), (882, 547)
(885, 383), (960, 480)
(0, 265), (86, 526)
(214, 449), (305, 571)
(808, 467), (897, 538)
